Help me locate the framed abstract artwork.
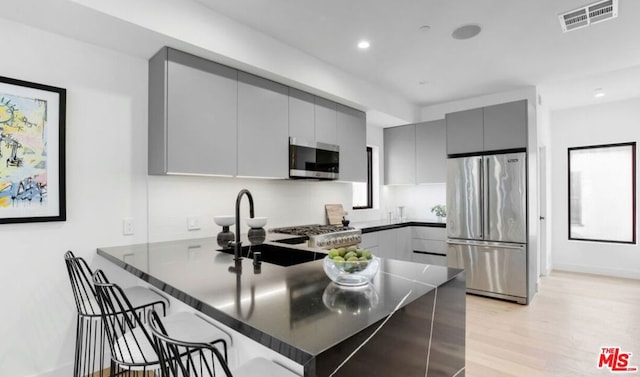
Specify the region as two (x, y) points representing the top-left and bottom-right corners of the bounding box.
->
(0, 76), (66, 224)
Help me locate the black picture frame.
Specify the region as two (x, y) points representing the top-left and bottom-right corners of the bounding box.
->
(0, 75), (66, 224)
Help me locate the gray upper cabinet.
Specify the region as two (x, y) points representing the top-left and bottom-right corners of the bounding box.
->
(150, 46), (368, 181)
(336, 104), (366, 182)
(446, 100), (528, 155)
(483, 100), (527, 151)
(416, 119), (446, 184)
(315, 97), (338, 144)
(445, 107), (483, 155)
(237, 72), (289, 178)
(288, 88), (315, 141)
(384, 124), (416, 185)
(288, 89), (338, 145)
(149, 47), (238, 175)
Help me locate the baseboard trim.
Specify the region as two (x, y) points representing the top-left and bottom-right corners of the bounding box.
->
(553, 263), (640, 280)
(27, 363), (73, 377)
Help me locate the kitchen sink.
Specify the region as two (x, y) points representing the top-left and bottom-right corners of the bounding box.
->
(272, 236), (308, 245)
(218, 243), (324, 267)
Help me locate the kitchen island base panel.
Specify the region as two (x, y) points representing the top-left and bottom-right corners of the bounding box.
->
(314, 273), (465, 377)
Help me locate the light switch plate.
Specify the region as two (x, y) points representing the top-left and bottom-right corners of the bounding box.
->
(187, 216), (201, 231)
(123, 218), (134, 235)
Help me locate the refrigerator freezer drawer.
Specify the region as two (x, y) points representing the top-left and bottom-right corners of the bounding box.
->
(447, 240), (527, 300)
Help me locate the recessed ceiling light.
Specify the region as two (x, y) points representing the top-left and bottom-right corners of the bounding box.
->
(418, 80), (428, 85)
(357, 40), (370, 49)
(452, 24), (482, 40)
(594, 88), (605, 98)
(419, 25), (431, 32)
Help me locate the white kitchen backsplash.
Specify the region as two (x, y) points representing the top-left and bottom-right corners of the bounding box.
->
(383, 183), (447, 221)
(147, 175), (352, 242)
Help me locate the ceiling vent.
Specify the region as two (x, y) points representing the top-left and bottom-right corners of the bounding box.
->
(558, 0), (618, 32)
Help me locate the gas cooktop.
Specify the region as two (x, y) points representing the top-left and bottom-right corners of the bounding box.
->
(270, 224), (355, 236)
(271, 224), (361, 249)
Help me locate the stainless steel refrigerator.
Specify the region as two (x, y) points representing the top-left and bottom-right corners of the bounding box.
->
(446, 152), (528, 304)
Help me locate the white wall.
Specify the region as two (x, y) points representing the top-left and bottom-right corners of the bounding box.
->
(66, 0), (417, 124)
(147, 176), (351, 242)
(0, 15), (371, 377)
(349, 125), (387, 223)
(550, 97), (640, 279)
(420, 86), (537, 122)
(536, 90), (553, 276)
(384, 184), (447, 222)
(0, 19), (150, 377)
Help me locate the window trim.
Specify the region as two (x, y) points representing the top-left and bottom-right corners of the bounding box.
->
(353, 146), (373, 210)
(567, 142), (636, 244)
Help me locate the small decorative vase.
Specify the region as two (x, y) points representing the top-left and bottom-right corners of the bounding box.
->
(217, 227), (235, 248)
(247, 227), (266, 245)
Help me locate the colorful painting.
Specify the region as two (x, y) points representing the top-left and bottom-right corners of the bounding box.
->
(0, 76), (65, 224)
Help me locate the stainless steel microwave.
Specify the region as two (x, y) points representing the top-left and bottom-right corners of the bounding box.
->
(289, 137), (339, 179)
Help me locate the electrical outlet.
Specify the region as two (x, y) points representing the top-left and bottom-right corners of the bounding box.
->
(123, 217), (134, 235)
(187, 216), (201, 231)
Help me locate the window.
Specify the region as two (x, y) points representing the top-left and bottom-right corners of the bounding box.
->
(568, 142), (636, 244)
(353, 147), (373, 209)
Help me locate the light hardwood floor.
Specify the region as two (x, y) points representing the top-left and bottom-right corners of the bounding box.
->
(465, 270), (640, 377)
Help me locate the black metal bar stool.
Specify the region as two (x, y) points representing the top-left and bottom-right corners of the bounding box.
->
(149, 309), (299, 377)
(64, 251), (169, 377)
(92, 269), (231, 377)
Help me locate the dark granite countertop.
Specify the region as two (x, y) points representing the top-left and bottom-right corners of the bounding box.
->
(351, 219), (446, 233)
(97, 237), (462, 370)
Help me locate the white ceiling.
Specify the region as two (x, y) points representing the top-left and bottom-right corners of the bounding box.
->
(2, 0), (639, 116)
(193, 0), (640, 109)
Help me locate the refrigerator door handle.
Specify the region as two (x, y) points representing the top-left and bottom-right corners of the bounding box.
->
(478, 157), (484, 239)
(485, 157), (490, 240)
(446, 239), (525, 250)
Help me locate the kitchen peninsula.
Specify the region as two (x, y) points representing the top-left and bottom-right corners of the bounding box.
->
(97, 237), (465, 377)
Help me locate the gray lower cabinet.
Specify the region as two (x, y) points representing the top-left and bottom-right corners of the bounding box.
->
(384, 124), (416, 184)
(360, 232), (380, 258)
(363, 226), (446, 265)
(483, 100), (527, 151)
(412, 253), (446, 266)
(445, 107), (484, 155)
(415, 119), (446, 184)
(362, 227), (412, 262)
(288, 88), (315, 141)
(237, 72), (289, 178)
(377, 229), (398, 260)
(411, 226), (446, 266)
(396, 227), (412, 261)
(336, 104), (367, 182)
(149, 47), (238, 175)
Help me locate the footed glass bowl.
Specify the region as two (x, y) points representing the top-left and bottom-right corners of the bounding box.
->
(322, 282), (379, 314)
(323, 255), (380, 286)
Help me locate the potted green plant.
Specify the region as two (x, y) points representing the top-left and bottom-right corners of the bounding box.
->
(431, 204), (446, 222)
